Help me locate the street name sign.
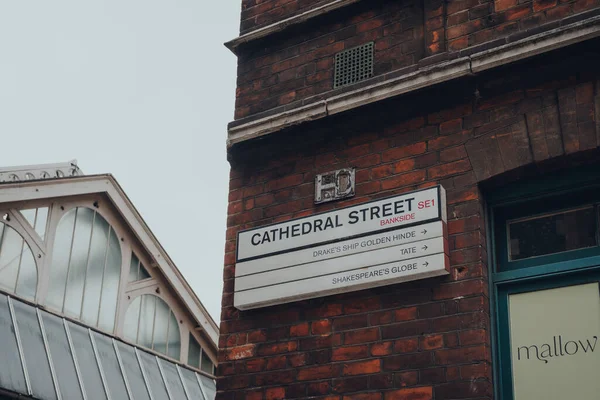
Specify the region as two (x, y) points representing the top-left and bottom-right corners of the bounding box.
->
(234, 186), (449, 310)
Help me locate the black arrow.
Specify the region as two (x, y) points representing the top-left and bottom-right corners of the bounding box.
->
(423, 262), (429, 267)
(422, 245), (428, 250)
(421, 229), (427, 235)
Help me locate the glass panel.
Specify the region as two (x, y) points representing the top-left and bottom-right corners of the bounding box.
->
(67, 322), (107, 400)
(64, 208), (94, 318)
(180, 368), (205, 400)
(138, 295), (155, 349)
(0, 223), (24, 293)
(19, 208), (49, 239)
(139, 352), (170, 400)
(48, 209), (77, 310)
(116, 342), (151, 400)
(20, 209), (37, 229)
(187, 334), (201, 369)
(166, 312), (181, 360)
(124, 296), (141, 343)
(509, 206), (598, 261)
(139, 264), (151, 280)
(129, 254), (140, 283)
(42, 312), (83, 400)
(12, 300), (57, 400)
(81, 215), (110, 328)
(153, 299), (170, 355)
(201, 351), (213, 375)
(198, 374), (216, 400)
(97, 227), (121, 332)
(159, 359), (188, 400)
(93, 333), (129, 400)
(0, 294), (27, 394)
(15, 243), (37, 301)
(35, 208), (49, 239)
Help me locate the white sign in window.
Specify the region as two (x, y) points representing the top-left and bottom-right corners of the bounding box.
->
(509, 282), (600, 399)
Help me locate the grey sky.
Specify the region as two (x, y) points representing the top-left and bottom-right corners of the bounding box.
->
(0, 1), (241, 322)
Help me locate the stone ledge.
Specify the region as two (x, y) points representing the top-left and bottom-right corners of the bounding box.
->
(227, 13), (600, 148)
(225, 0), (363, 55)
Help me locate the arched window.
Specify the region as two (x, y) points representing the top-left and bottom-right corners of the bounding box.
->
(124, 294), (181, 360)
(47, 207), (121, 332)
(0, 221), (37, 300)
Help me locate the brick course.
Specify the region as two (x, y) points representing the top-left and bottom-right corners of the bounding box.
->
(233, 0), (600, 120)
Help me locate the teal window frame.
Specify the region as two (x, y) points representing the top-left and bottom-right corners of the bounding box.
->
(486, 165), (600, 400)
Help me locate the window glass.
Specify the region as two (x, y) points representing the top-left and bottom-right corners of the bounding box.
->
(509, 206), (598, 261)
(0, 294), (27, 394)
(153, 298), (170, 355)
(97, 228), (121, 332)
(180, 368), (205, 400)
(167, 311), (181, 360)
(124, 295), (181, 359)
(19, 207), (48, 239)
(48, 208), (121, 332)
(12, 300), (57, 400)
(159, 359), (188, 400)
(129, 254), (151, 283)
(92, 332), (129, 400)
(42, 312), (83, 400)
(201, 351), (214, 375)
(188, 334), (201, 369)
(64, 208), (95, 318)
(116, 342), (151, 400)
(80, 215), (110, 327)
(67, 322), (107, 400)
(198, 373), (216, 400)
(128, 255), (139, 283)
(137, 295), (155, 349)
(139, 352), (170, 400)
(123, 296), (141, 343)
(0, 222), (38, 301)
(47, 209), (76, 310)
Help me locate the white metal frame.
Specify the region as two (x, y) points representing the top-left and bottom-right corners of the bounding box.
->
(0, 175), (218, 371)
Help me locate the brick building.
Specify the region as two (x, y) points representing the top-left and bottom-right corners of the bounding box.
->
(221, 0), (600, 399)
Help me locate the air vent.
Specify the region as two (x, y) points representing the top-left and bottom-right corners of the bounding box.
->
(334, 42), (374, 89)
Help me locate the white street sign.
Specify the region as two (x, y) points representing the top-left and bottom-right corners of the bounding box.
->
(234, 185), (449, 310)
(237, 186), (446, 262)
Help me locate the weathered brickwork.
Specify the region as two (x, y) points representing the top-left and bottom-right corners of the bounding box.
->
(241, 0), (329, 33)
(236, 0), (425, 119)
(233, 0), (600, 120)
(221, 43), (600, 399)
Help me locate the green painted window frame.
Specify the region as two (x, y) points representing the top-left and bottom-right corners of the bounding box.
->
(486, 165), (600, 400)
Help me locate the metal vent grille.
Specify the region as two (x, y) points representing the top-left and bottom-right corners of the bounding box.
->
(334, 42), (374, 89)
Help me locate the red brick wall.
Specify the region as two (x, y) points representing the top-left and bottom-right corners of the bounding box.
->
(221, 44), (600, 400)
(241, 0), (328, 33)
(235, 0), (425, 119)
(234, 0), (600, 120)
(446, 0), (600, 51)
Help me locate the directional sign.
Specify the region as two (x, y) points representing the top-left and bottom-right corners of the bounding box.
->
(235, 220), (444, 277)
(235, 253), (450, 310)
(234, 186), (449, 310)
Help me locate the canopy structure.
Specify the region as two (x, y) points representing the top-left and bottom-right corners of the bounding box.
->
(0, 161), (218, 400)
(0, 293), (216, 400)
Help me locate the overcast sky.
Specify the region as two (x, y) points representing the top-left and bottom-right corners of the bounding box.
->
(0, 1), (241, 322)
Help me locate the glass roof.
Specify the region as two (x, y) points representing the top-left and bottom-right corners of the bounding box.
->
(0, 293), (215, 400)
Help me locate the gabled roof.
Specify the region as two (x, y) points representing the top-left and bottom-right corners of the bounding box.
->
(0, 173), (219, 347)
